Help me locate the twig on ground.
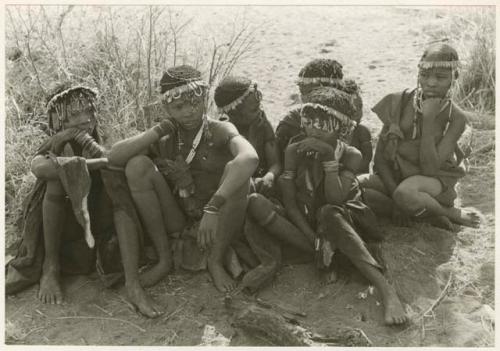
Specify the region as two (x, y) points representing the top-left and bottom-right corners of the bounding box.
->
(55, 316), (146, 332)
(93, 303), (113, 316)
(354, 328), (373, 346)
(418, 273), (453, 320)
(20, 326), (46, 340)
(163, 299), (188, 322)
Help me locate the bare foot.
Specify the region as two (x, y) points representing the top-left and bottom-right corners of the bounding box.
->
(37, 270), (63, 305)
(126, 284), (164, 318)
(208, 261), (236, 293)
(139, 260), (172, 288)
(425, 215), (454, 231)
(449, 207), (481, 228)
(383, 288), (408, 325)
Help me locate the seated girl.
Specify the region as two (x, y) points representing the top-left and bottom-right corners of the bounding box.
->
(246, 86), (408, 325)
(214, 76), (281, 196)
(358, 43), (480, 229)
(108, 65), (258, 293)
(275, 58), (346, 160)
(6, 83), (169, 318)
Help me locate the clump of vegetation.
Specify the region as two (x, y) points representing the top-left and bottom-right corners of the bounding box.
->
(4, 5), (258, 243)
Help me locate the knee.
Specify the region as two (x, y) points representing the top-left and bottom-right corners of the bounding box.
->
(125, 155), (155, 185)
(393, 184), (421, 213)
(248, 193), (275, 223)
(317, 205), (343, 224)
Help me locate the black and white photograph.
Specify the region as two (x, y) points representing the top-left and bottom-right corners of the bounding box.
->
(3, 2), (496, 347)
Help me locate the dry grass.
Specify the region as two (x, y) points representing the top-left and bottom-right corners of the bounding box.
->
(4, 5), (258, 244)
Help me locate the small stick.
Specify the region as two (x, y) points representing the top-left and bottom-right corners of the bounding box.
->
(93, 303), (113, 316)
(20, 327), (45, 340)
(55, 316), (146, 332)
(354, 328), (373, 346)
(163, 300), (188, 322)
(35, 309), (46, 317)
(418, 273), (453, 320)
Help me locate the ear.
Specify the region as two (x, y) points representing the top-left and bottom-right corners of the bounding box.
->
(454, 69), (459, 80)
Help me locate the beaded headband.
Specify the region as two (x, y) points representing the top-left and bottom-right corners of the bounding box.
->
(46, 86), (98, 111)
(161, 79), (208, 103)
(300, 102), (354, 127)
(418, 60), (461, 70)
(296, 77), (343, 85)
(217, 82), (257, 113)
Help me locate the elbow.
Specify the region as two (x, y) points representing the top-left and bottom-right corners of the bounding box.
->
(244, 150), (260, 173)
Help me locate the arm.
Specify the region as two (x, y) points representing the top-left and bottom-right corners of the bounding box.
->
(255, 139), (282, 194)
(107, 130), (157, 167)
(265, 139), (282, 179)
(373, 127), (399, 196)
(323, 146), (362, 205)
(279, 143), (316, 244)
(213, 135), (259, 200)
(420, 101), (466, 175)
(356, 125), (373, 173)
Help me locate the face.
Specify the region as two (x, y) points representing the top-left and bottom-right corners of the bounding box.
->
(164, 94), (204, 130)
(63, 107), (96, 133)
(226, 92), (261, 127)
(301, 112), (337, 145)
(418, 68), (453, 99)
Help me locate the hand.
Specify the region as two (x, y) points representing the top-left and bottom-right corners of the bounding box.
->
(197, 211), (219, 250)
(50, 128), (83, 154)
(296, 137), (335, 160)
(254, 172), (275, 195)
(391, 207), (413, 227)
(153, 118), (176, 138)
(421, 97), (446, 121)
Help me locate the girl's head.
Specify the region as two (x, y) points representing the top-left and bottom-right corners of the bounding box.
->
(214, 76), (262, 127)
(160, 65), (208, 130)
(296, 58), (345, 99)
(46, 83), (98, 134)
(343, 78), (363, 123)
(417, 43), (460, 99)
(300, 86), (357, 144)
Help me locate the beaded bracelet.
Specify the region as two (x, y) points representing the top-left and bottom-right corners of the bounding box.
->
(74, 132), (105, 158)
(322, 160), (339, 173)
(280, 170), (296, 180)
(203, 205), (220, 215)
(207, 194), (226, 211)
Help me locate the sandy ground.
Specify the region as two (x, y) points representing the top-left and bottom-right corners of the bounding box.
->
(5, 6), (495, 347)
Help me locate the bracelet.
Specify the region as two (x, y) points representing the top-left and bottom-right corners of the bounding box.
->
(280, 170), (296, 180)
(207, 194), (226, 211)
(203, 209), (219, 215)
(322, 160), (339, 173)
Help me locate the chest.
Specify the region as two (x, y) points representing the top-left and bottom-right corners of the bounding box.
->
(399, 102), (451, 140)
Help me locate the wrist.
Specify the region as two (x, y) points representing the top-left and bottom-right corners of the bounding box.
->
(206, 194), (226, 212)
(322, 160), (339, 173)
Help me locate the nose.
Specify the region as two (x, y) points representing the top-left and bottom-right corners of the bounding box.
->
(426, 76), (438, 87)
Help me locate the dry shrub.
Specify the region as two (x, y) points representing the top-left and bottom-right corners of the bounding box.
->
(4, 5), (259, 245)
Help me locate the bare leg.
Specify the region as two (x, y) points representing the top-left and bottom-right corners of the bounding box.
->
(113, 210), (163, 318)
(358, 173), (394, 217)
(38, 180), (66, 305)
(353, 260), (408, 325)
(207, 181), (249, 293)
(247, 193), (314, 253)
(126, 156), (183, 287)
(318, 207), (407, 325)
(394, 176), (480, 228)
